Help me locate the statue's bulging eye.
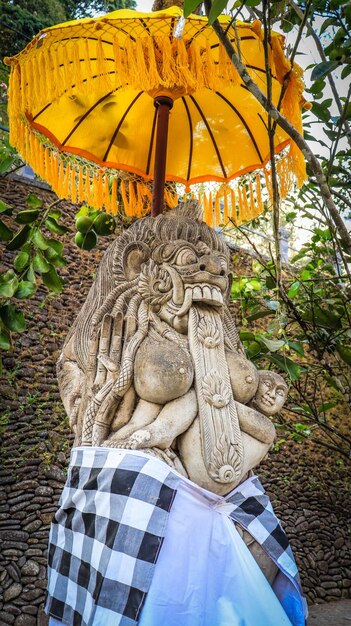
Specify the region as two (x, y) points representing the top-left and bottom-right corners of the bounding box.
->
(175, 248), (198, 266)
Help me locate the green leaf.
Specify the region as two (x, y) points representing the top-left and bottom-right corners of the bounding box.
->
(268, 354), (306, 380)
(336, 344), (351, 365)
(26, 265), (36, 283)
(32, 251), (51, 273)
(239, 330), (256, 341)
(42, 266), (63, 293)
(14, 280), (36, 299)
(245, 278), (263, 292)
(318, 401), (336, 413)
(300, 269), (311, 280)
(302, 308), (341, 329)
(32, 228), (49, 250)
(46, 239), (63, 254)
(0, 277), (19, 299)
(320, 17), (335, 35)
(246, 310), (275, 322)
(0, 328), (11, 351)
(15, 209), (40, 224)
(45, 216), (68, 235)
(0, 200), (11, 214)
(14, 251), (30, 272)
(183, 0), (202, 17)
(287, 341), (305, 356)
(258, 336), (286, 352)
(208, 0), (228, 24)
(312, 101), (331, 123)
(44, 250), (67, 268)
(265, 276), (276, 289)
(6, 225), (31, 251)
(0, 304), (26, 333)
(0, 219), (13, 242)
(287, 281), (301, 299)
(341, 65), (351, 80)
(48, 208), (62, 219)
(26, 193), (43, 209)
(311, 60), (339, 82)
(247, 341), (264, 359)
(0, 157), (15, 174)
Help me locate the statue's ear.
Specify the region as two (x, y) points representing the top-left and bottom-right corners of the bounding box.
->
(122, 242), (151, 280)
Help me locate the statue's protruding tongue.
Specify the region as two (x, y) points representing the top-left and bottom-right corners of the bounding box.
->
(188, 305), (243, 483)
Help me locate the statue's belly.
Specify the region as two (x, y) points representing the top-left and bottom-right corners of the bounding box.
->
(134, 336), (194, 404)
(178, 418), (272, 496)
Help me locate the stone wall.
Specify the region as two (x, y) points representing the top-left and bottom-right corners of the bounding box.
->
(0, 176), (350, 625)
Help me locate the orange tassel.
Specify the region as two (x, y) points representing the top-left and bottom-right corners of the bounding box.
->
(249, 181), (256, 217)
(256, 174), (263, 214)
(96, 170), (104, 208)
(71, 168), (77, 204)
(128, 181), (137, 215)
(144, 37), (161, 89)
(230, 188), (237, 223)
(78, 167), (85, 203)
(223, 189), (229, 224)
(63, 163), (70, 198)
(111, 178), (118, 215)
(238, 187), (245, 223)
(57, 160), (64, 196)
(103, 175), (111, 213)
(91, 171), (99, 207)
(243, 185), (250, 220)
(214, 192), (221, 226)
(86, 170), (92, 206)
(120, 180), (129, 215)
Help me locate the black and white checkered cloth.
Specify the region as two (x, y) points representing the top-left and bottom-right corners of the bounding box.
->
(46, 447), (306, 626)
(46, 447), (179, 626)
(227, 476), (301, 585)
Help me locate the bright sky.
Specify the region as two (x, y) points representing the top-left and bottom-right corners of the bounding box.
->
(136, 1), (154, 10)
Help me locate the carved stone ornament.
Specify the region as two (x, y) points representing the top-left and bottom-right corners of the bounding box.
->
(58, 201), (288, 495)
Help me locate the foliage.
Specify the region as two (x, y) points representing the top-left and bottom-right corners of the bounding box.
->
(228, 201), (351, 459)
(0, 192), (68, 371)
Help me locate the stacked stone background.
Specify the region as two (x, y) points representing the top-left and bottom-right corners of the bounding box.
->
(0, 177), (350, 625)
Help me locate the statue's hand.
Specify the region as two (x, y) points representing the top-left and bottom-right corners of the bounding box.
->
(80, 314), (123, 445)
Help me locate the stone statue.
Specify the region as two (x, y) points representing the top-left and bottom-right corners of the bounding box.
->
(57, 201), (289, 584)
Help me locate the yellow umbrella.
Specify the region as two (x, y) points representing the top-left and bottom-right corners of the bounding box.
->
(5, 6), (307, 225)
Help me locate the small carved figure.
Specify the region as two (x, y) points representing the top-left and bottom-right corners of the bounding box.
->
(251, 370), (288, 416)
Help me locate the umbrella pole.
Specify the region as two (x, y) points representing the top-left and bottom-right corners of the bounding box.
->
(151, 96), (173, 217)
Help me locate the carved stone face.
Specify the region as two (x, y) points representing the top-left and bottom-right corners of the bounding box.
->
(138, 239), (230, 334)
(252, 371), (288, 416)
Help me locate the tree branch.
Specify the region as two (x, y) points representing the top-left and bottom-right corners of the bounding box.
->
(204, 3), (351, 253)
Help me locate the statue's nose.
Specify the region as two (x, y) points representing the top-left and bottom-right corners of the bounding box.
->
(198, 255), (226, 276)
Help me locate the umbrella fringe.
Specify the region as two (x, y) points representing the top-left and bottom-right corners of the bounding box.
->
(11, 33), (247, 110)
(203, 177), (272, 228)
(11, 116), (303, 225)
